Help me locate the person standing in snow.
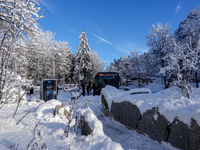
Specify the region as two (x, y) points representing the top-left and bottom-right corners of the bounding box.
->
(87, 81), (92, 95)
(57, 85), (59, 95)
(98, 83), (102, 95)
(82, 81), (85, 96)
(29, 86), (33, 100)
(93, 82), (97, 96)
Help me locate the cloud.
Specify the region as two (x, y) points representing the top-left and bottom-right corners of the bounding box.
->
(40, 0), (56, 15)
(115, 41), (135, 55)
(81, 19), (102, 33)
(116, 46), (131, 55)
(98, 52), (117, 58)
(103, 60), (113, 67)
(92, 33), (113, 45)
(175, 5), (182, 13)
(65, 26), (75, 33)
(137, 46), (149, 53)
(115, 41), (148, 55)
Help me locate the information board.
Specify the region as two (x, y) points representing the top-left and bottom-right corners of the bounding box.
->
(40, 79), (57, 102)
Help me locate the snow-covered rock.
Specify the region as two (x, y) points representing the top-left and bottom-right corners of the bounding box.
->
(102, 85), (200, 126)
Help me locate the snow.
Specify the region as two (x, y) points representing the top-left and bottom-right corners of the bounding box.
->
(154, 113), (158, 120)
(102, 85), (200, 126)
(36, 99), (62, 118)
(0, 85), (184, 150)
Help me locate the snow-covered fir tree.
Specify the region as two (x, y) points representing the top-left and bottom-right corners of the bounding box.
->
(73, 30), (92, 82)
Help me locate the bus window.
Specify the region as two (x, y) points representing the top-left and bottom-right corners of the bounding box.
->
(95, 72), (120, 89)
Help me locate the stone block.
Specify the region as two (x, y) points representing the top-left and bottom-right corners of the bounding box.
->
(101, 94), (109, 117)
(137, 107), (169, 142)
(167, 117), (189, 150)
(189, 118), (200, 150)
(111, 101), (141, 130)
(80, 116), (92, 136)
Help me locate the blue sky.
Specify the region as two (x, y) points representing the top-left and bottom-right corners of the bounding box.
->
(38, 0), (200, 67)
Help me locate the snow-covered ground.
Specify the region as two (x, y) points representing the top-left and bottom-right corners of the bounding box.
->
(0, 80), (190, 150)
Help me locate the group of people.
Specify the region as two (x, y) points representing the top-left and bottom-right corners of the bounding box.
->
(81, 81), (102, 96)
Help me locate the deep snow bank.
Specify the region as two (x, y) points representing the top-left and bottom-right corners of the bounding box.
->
(77, 107), (123, 150)
(35, 99), (123, 150)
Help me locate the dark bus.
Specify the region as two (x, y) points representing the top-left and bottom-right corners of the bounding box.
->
(94, 72), (120, 95)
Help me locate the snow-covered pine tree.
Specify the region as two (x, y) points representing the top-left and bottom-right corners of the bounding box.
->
(73, 30), (92, 82)
(146, 22), (172, 88)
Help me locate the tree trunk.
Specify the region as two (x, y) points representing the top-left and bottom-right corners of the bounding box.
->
(195, 71), (198, 88)
(138, 78), (140, 88)
(163, 76), (167, 88)
(161, 59), (167, 88)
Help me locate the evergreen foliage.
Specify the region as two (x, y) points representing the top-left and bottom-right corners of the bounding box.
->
(73, 30), (92, 82)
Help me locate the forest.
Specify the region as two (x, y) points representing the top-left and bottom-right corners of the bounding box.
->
(0, 0), (200, 106)
(107, 7), (200, 98)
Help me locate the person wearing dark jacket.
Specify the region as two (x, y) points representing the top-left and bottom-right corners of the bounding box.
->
(87, 83), (89, 95)
(29, 87), (33, 100)
(93, 83), (97, 96)
(87, 81), (92, 95)
(82, 81), (85, 96)
(98, 83), (102, 95)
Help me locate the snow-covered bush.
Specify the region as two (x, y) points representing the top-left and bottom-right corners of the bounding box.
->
(1, 71), (31, 105)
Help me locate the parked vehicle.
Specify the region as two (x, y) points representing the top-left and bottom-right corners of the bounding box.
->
(94, 72), (120, 95)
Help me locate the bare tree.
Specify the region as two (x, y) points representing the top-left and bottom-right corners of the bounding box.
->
(146, 22), (172, 88)
(161, 39), (200, 98)
(0, 0), (42, 103)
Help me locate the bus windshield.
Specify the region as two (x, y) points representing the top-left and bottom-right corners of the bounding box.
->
(95, 72), (120, 89)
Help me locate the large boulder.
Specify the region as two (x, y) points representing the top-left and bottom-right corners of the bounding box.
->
(111, 101), (141, 130)
(189, 118), (200, 150)
(79, 116), (92, 136)
(167, 117), (189, 150)
(137, 107), (169, 142)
